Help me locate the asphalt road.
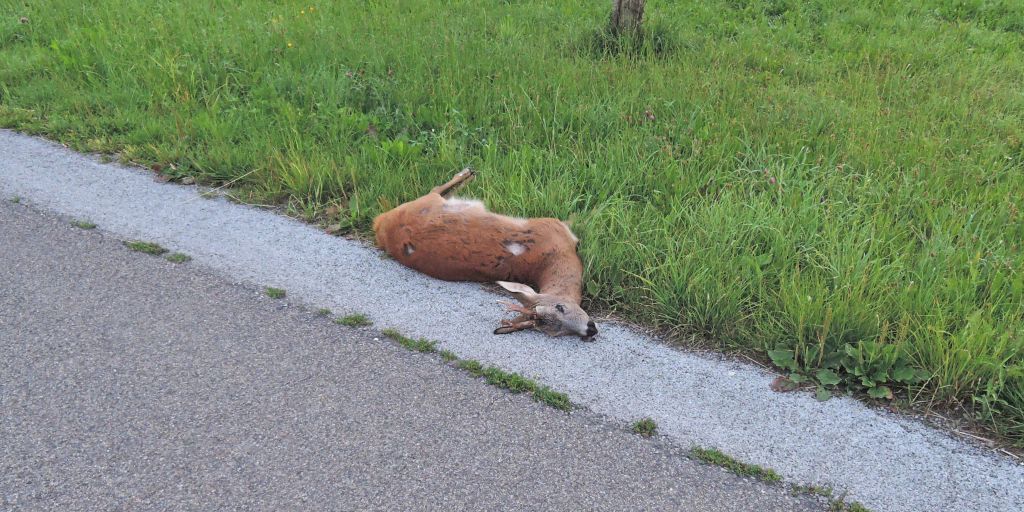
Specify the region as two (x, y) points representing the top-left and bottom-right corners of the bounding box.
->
(0, 200), (821, 511)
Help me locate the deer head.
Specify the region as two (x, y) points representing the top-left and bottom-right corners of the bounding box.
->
(493, 281), (597, 341)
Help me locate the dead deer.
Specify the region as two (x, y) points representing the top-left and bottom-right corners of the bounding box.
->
(373, 169), (598, 341)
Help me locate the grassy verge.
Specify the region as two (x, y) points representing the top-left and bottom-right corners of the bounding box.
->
(2, 0), (1022, 443)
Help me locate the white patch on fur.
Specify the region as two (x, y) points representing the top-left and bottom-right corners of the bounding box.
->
(559, 221), (579, 243)
(504, 242), (526, 256)
(442, 197), (485, 212)
(404, 244), (415, 256)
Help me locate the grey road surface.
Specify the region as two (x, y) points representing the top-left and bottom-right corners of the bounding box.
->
(0, 201), (822, 511)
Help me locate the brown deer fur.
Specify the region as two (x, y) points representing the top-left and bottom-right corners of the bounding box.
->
(373, 169), (597, 339)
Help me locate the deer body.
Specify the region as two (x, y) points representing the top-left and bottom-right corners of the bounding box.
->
(372, 169), (597, 340)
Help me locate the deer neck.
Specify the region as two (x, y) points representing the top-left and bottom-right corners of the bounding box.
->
(534, 250), (584, 304)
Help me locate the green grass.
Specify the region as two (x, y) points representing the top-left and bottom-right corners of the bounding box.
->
(123, 240), (167, 255)
(9, 196), (21, 204)
(335, 313), (372, 327)
(691, 447), (782, 484)
(2, 0), (1023, 443)
(382, 328), (437, 353)
(632, 417), (658, 437)
(836, 502), (872, 512)
(264, 287), (286, 299)
(792, 484), (833, 499)
(70, 219), (96, 229)
(456, 359), (486, 377)
(316, 307), (332, 316)
(382, 329), (570, 410)
(165, 252), (190, 263)
(461, 359), (572, 411)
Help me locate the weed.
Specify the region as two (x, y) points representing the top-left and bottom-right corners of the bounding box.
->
(532, 385), (572, 411)
(791, 484), (833, 498)
(265, 287), (286, 299)
(450, 358), (571, 410)
(9, 196), (20, 204)
(691, 447), (781, 484)
(828, 499), (872, 512)
(124, 240), (167, 255)
(456, 359), (485, 377)
(456, 360), (571, 410)
(316, 308), (332, 316)
(165, 252), (190, 263)
(789, 482), (873, 511)
(482, 366), (536, 393)
(335, 313), (372, 327)
(71, 219), (96, 229)
(439, 349), (458, 362)
(381, 328), (436, 353)
(632, 418), (658, 437)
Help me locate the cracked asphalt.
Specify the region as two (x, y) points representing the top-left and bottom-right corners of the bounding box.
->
(0, 200), (822, 511)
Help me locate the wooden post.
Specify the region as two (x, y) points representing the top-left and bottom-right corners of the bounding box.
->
(610, 0), (646, 35)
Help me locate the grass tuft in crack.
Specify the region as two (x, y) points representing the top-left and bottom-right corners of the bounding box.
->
(9, 196), (21, 204)
(382, 328), (436, 353)
(456, 359), (485, 377)
(482, 366), (536, 393)
(632, 418), (658, 437)
(691, 447), (781, 484)
(791, 484), (872, 511)
(316, 308), (332, 316)
(377, 331), (571, 411)
(792, 484), (833, 498)
(71, 219), (96, 229)
(165, 252), (191, 263)
(264, 287), (286, 299)
(459, 359), (571, 411)
(830, 500), (872, 512)
(124, 240), (167, 255)
(336, 313), (372, 327)
(532, 385), (572, 411)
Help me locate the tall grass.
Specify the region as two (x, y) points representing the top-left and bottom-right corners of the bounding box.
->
(2, 0), (1022, 443)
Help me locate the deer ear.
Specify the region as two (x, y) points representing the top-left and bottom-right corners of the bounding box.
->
(496, 281), (540, 306)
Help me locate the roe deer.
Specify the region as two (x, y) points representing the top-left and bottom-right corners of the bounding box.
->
(373, 169), (598, 341)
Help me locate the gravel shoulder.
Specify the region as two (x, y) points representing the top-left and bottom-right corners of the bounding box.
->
(2, 129), (1022, 511)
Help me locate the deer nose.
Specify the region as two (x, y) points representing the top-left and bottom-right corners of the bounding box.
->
(585, 321), (598, 337)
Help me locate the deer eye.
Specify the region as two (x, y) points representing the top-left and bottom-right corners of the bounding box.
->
(555, 304), (565, 313)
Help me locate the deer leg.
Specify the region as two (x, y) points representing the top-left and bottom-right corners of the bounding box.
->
(498, 301), (535, 317)
(494, 316), (538, 335)
(431, 168), (476, 198)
